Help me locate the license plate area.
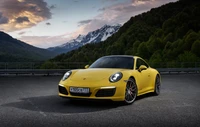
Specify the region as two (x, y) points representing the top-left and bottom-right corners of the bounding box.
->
(69, 87), (90, 94)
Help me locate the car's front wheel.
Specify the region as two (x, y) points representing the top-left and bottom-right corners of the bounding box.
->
(124, 78), (137, 104)
(154, 75), (161, 95)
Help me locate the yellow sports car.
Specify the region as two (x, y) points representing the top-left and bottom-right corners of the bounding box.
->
(58, 55), (161, 104)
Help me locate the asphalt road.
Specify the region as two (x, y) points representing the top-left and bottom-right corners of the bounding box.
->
(0, 74), (200, 127)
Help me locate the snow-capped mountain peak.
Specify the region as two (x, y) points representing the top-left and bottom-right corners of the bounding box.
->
(76, 34), (85, 42)
(47, 24), (121, 54)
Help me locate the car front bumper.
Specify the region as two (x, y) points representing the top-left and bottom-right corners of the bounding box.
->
(58, 80), (126, 101)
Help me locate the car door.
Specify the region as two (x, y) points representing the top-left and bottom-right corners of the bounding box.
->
(135, 58), (151, 94)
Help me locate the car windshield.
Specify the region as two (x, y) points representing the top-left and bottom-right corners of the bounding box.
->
(89, 56), (134, 69)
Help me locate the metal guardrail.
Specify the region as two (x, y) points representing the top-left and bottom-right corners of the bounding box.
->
(0, 62), (87, 70)
(0, 68), (199, 76)
(0, 69), (69, 76)
(157, 68), (200, 74)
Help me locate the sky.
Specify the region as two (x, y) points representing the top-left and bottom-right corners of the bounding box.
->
(0, 0), (178, 48)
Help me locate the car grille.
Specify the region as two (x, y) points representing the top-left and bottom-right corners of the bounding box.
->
(70, 92), (91, 97)
(59, 86), (68, 95)
(95, 88), (116, 97)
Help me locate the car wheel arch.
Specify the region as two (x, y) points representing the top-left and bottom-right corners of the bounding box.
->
(128, 76), (138, 94)
(155, 73), (161, 83)
(129, 76), (135, 82)
(153, 73), (161, 95)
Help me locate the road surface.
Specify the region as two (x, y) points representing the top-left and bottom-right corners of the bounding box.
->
(0, 74), (200, 127)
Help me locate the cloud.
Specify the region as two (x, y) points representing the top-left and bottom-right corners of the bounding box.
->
(49, 5), (56, 9)
(15, 16), (30, 23)
(0, 0), (52, 32)
(0, 12), (9, 24)
(46, 22), (51, 25)
(78, 19), (92, 26)
(98, 7), (106, 11)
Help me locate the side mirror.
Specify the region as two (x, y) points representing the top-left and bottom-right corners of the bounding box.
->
(85, 65), (89, 69)
(138, 65), (147, 72)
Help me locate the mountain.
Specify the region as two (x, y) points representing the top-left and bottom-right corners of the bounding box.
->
(0, 31), (56, 62)
(44, 0), (200, 69)
(47, 24), (121, 54)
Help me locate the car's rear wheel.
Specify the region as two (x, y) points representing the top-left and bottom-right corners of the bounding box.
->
(154, 75), (161, 95)
(124, 78), (137, 104)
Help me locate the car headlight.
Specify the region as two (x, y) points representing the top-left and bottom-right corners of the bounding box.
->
(62, 71), (72, 81)
(109, 72), (123, 83)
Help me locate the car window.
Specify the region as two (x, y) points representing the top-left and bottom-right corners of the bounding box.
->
(90, 56), (134, 69)
(136, 58), (149, 70)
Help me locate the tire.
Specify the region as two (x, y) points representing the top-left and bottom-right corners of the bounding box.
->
(154, 75), (161, 95)
(124, 78), (138, 104)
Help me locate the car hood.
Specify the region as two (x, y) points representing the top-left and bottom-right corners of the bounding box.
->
(70, 68), (127, 81)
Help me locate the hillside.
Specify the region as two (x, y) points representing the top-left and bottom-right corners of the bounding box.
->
(46, 0), (200, 68)
(0, 32), (56, 62)
(47, 24), (121, 55)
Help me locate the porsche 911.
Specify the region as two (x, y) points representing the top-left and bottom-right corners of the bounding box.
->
(58, 55), (161, 104)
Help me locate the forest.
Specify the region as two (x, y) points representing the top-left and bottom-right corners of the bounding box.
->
(42, 0), (200, 69)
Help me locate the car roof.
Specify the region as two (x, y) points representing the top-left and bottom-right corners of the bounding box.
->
(102, 55), (140, 59)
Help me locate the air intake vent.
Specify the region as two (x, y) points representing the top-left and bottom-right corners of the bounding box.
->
(95, 88), (116, 97)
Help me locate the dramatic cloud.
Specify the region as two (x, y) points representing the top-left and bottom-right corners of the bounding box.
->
(46, 22), (51, 25)
(78, 19), (92, 26)
(0, 0), (52, 32)
(0, 12), (9, 24)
